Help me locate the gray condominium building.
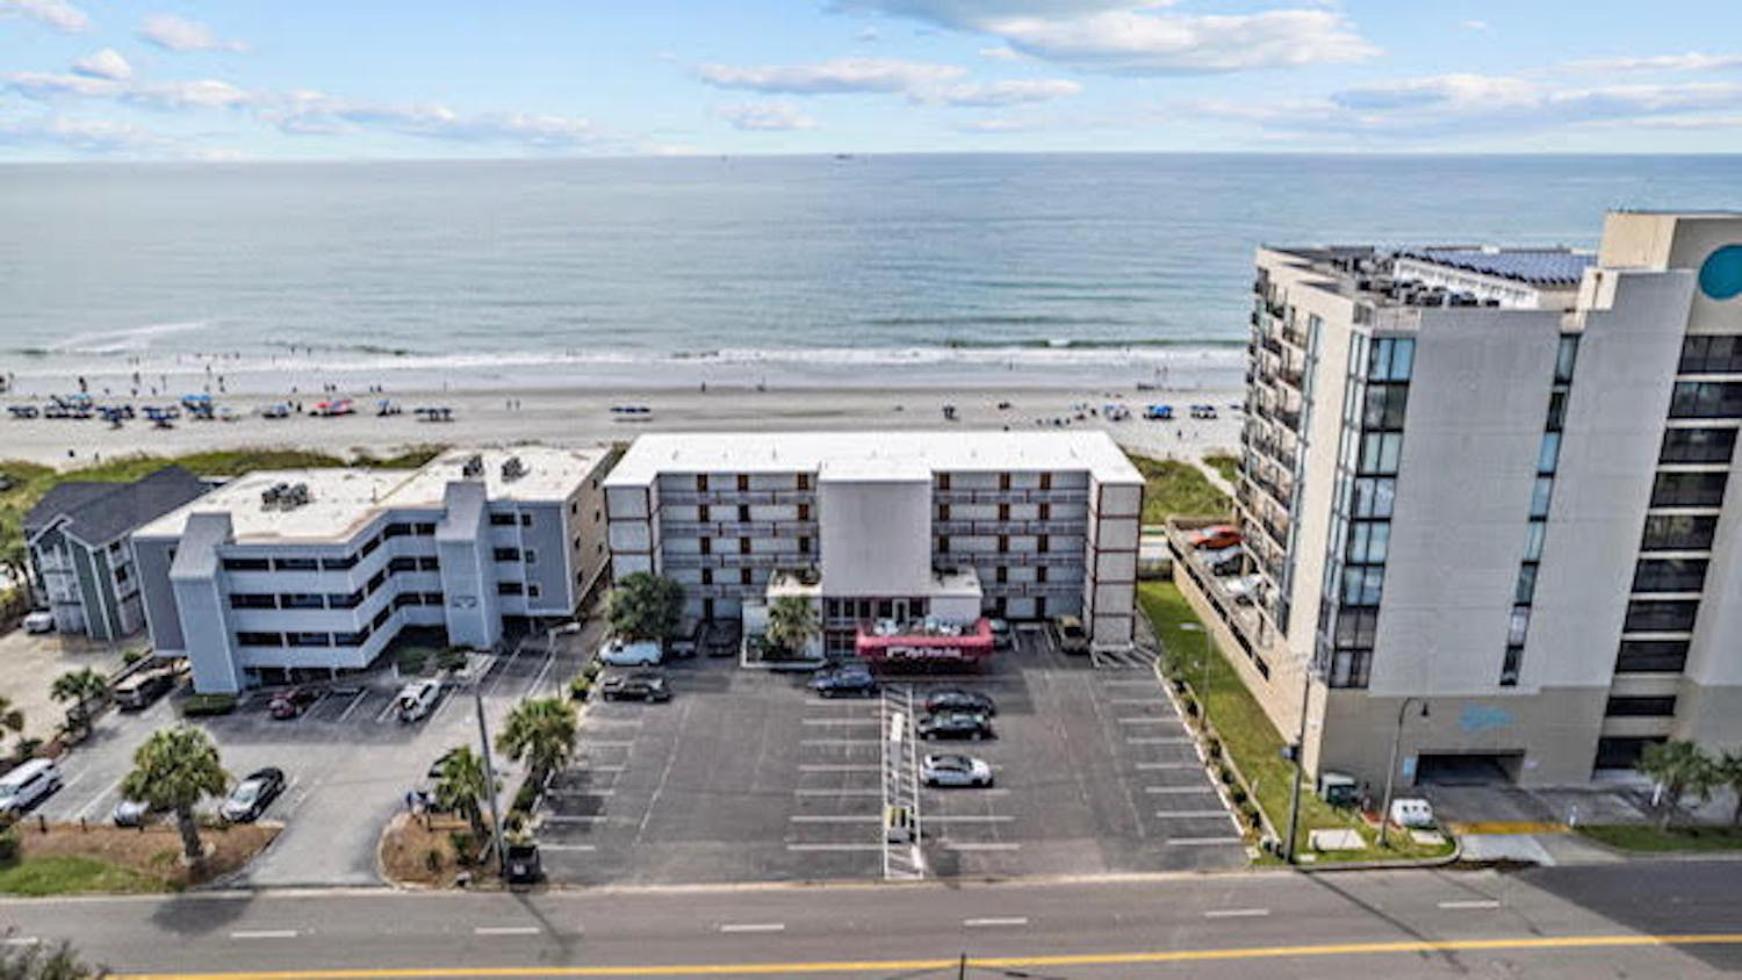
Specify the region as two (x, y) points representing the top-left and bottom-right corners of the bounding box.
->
(23, 466), (209, 642)
(132, 447), (611, 693)
(604, 432), (1144, 653)
(1177, 210), (1742, 788)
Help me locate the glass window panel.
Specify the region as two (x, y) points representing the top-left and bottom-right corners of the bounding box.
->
(1515, 563), (1538, 604)
(1508, 605), (1531, 645)
(1546, 389), (1568, 432)
(1392, 339), (1415, 381)
(1524, 520), (1546, 561)
(1555, 336), (1580, 384)
(1537, 432), (1562, 475)
(1530, 477), (1555, 518)
(1369, 338), (1392, 381)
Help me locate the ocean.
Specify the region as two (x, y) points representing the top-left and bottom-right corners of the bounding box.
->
(3, 153), (1740, 392)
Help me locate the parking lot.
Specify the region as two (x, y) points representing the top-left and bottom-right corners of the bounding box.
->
(35, 619), (598, 887)
(540, 626), (1246, 886)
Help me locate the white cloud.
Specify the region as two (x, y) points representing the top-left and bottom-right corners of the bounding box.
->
(264, 91), (601, 147)
(0, 0), (89, 32)
(72, 48), (133, 81)
(698, 57), (966, 94)
(1565, 52), (1742, 73)
(979, 46), (1020, 60)
(1461, 19), (1489, 32)
(717, 101), (819, 131)
(0, 116), (164, 153)
(856, 26), (880, 41)
(957, 115), (1045, 132)
(138, 13), (249, 53)
(928, 78), (1080, 106)
(840, 1), (1378, 74)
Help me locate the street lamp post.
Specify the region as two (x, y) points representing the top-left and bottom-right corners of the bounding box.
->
(1378, 698), (1429, 849)
(1281, 666), (1313, 864)
(473, 682), (508, 876)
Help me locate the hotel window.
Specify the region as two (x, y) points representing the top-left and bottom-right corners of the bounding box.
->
(528, 584), (541, 599)
(1623, 599), (1699, 633)
(524, 550), (536, 565)
(321, 555), (358, 571)
(1669, 381), (1742, 419)
(383, 523), (412, 539)
(996, 567), (1008, 584)
(740, 569), (752, 585)
(1038, 503), (1050, 521)
(222, 557), (270, 572)
(414, 522), (436, 536)
(1650, 471), (1729, 508)
(389, 556), (419, 573)
(360, 535), (381, 557)
(1632, 558), (1708, 593)
(520, 513), (532, 528)
(497, 582), (524, 596)
(937, 473), (950, 491)
(1037, 535), (1049, 553)
(333, 630), (369, 647)
(418, 556), (439, 571)
(937, 535), (950, 553)
(739, 537), (751, 554)
(489, 513), (516, 527)
(229, 594), (277, 610)
(1605, 696), (1677, 718)
(287, 632), (333, 648)
(1641, 514), (1718, 551)
(281, 593), (325, 610)
(999, 473), (1012, 491)
(737, 505), (751, 523)
(1616, 640), (1691, 673)
(696, 474), (708, 492)
(699, 537), (711, 555)
(1035, 566), (1048, 584)
(798, 503), (811, 521)
(1660, 427), (1737, 464)
(274, 557), (319, 572)
(998, 503), (1011, 521)
(1040, 473), (1052, 491)
(797, 473), (811, 491)
(998, 535), (1009, 553)
(393, 592), (419, 609)
(699, 504), (710, 521)
(373, 606), (391, 629)
(235, 632), (284, 647)
(737, 474), (749, 492)
(329, 589), (364, 609)
(1536, 432), (1562, 475)
(798, 537), (812, 555)
(701, 569), (713, 585)
(493, 547), (521, 562)
(1678, 335), (1742, 374)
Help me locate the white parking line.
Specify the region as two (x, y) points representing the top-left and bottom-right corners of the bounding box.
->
(926, 814), (1015, 823)
(1146, 786), (1216, 795)
(545, 815), (610, 824)
(1438, 899), (1502, 910)
(789, 814), (880, 823)
(474, 926), (541, 937)
(1102, 679), (1161, 687)
(335, 690), (369, 723)
(1154, 810), (1234, 819)
(526, 647), (558, 697)
(1117, 716), (1182, 725)
(794, 788), (883, 797)
(1127, 736), (1193, 745)
(785, 842), (882, 852)
(583, 740), (637, 749)
(945, 842), (1022, 851)
(547, 788), (615, 797)
(719, 923), (785, 934)
(230, 930), (299, 940)
(71, 775), (124, 821)
(798, 764), (880, 772)
(964, 917), (1028, 928)
(1205, 908), (1270, 919)
(800, 738), (880, 747)
(801, 718), (880, 726)
(924, 787), (1012, 797)
(373, 697), (399, 724)
(577, 764), (628, 773)
(539, 844), (597, 852)
(1167, 837), (1244, 846)
(1135, 761), (1198, 770)
(1109, 698), (1169, 706)
(583, 718), (644, 728)
(1, 938), (40, 947)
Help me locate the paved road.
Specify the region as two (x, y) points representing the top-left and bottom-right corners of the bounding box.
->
(1, 861), (1739, 977)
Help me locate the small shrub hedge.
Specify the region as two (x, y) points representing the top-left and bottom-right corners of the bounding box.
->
(181, 693), (237, 717)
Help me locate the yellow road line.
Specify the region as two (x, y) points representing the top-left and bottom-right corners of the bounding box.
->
(113, 933), (1742, 979)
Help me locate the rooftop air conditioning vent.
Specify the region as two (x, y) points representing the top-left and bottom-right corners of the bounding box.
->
(501, 456), (527, 482)
(461, 454), (485, 479)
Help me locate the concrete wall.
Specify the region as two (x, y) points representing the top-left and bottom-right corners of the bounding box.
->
(818, 473), (932, 596)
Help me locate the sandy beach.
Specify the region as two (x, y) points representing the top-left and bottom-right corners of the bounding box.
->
(0, 382), (1243, 469)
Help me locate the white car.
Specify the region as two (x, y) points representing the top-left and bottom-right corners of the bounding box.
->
(1389, 797), (1436, 829)
(395, 680), (443, 722)
(599, 639), (663, 668)
(920, 753), (994, 788)
(22, 610), (54, 634)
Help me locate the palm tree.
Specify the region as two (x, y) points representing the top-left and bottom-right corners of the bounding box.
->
(120, 726), (229, 864)
(51, 668), (109, 739)
(0, 695), (24, 760)
(496, 698), (577, 798)
(1637, 739), (1716, 830)
(765, 595), (819, 658)
(433, 745), (492, 843)
(605, 572), (684, 642)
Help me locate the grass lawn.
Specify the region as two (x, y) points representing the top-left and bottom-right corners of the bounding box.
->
(1128, 454), (1231, 525)
(1580, 823), (1742, 853)
(1138, 581), (1452, 863)
(1, 445), (444, 578)
(1203, 453), (1241, 485)
(0, 855), (160, 896)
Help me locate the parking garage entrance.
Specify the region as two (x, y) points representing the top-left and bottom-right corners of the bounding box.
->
(1414, 751), (1524, 786)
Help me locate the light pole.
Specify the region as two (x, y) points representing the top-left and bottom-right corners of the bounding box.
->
(473, 682), (508, 876)
(1378, 698), (1429, 849)
(1178, 622), (1208, 727)
(1281, 664), (1313, 864)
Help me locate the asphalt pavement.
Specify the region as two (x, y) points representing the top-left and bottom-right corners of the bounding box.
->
(1, 861), (1739, 977)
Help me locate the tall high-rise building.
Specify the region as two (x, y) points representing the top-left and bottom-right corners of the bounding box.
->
(1176, 211), (1742, 787)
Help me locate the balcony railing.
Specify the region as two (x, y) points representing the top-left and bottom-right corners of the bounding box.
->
(933, 489), (1088, 505)
(933, 519), (1087, 536)
(980, 581), (1083, 598)
(661, 553), (799, 570)
(658, 489), (814, 507)
(660, 520), (819, 538)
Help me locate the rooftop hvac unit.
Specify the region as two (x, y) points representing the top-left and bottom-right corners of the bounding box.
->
(501, 456), (527, 482)
(461, 454), (485, 478)
(261, 484), (285, 509)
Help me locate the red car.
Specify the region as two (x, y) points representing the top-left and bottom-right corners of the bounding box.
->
(1188, 525), (1242, 551)
(268, 686), (319, 720)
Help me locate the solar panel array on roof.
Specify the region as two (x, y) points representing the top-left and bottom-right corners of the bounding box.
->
(1406, 249), (1595, 286)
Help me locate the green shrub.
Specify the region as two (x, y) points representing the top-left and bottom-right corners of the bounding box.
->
(510, 780), (542, 816)
(424, 848), (444, 874)
(1183, 698), (1199, 718)
(568, 676), (592, 702)
(449, 830), (477, 866)
(122, 650), (148, 666)
(1205, 738), (1223, 760)
(181, 694), (237, 717)
(395, 647), (431, 674)
(1230, 787), (1248, 806)
(1217, 765), (1235, 786)
(0, 828), (18, 864)
(437, 648), (469, 671)
(581, 659), (603, 681)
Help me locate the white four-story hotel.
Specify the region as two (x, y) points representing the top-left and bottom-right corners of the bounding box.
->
(603, 432), (1144, 656)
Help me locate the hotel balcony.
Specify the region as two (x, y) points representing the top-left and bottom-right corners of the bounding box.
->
(660, 520), (819, 537)
(933, 488), (1089, 505)
(933, 519), (1088, 536)
(658, 489), (815, 507)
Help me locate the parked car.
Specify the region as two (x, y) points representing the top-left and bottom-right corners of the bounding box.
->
(1187, 524), (1242, 550)
(599, 671), (672, 703)
(395, 680), (443, 723)
(917, 711), (994, 741)
(504, 841), (542, 885)
(268, 686), (320, 720)
(114, 667), (178, 711)
(22, 610), (55, 634)
(924, 689), (997, 716)
(112, 796), (158, 827)
(599, 639), (663, 668)
(0, 759), (61, 816)
(988, 618), (1013, 650)
(1389, 797), (1436, 829)
(703, 620), (742, 658)
(1054, 616), (1090, 655)
(920, 753), (994, 788)
(810, 664), (879, 698)
(221, 767), (286, 823)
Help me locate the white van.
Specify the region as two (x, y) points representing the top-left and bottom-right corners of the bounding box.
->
(396, 680), (443, 723)
(0, 759), (62, 816)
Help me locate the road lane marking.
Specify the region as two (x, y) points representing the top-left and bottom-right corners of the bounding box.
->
(473, 926), (541, 937)
(548, 788), (615, 797)
(584, 740), (637, 749)
(1102, 678), (1161, 687)
(578, 764), (628, 773)
(1167, 837), (1244, 846)
(546, 815), (610, 824)
(1109, 698), (1168, 706)
(1439, 900), (1503, 910)
(229, 930), (299, 940)
(95, 931), (1742, 977)
(802, 718), (880, 726)
(583, 718), (644, 728)
(71, 775), (126, 821)
(1205, 908), (1270, 919)
(964, 917), (1029, 928)
(719, 923), (785, 934)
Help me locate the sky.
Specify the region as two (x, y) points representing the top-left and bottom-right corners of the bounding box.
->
(1, 0), (1741, 160)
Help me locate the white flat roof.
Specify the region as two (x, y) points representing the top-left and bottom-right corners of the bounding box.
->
(137, 446), (607, 544)
(607, 431), (1142, 486)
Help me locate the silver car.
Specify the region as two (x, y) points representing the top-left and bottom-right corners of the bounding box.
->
(921, 753), (994, 788)
(112, 797), (152, 827)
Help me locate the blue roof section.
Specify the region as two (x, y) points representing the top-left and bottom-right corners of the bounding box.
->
(1404, 249), (1595, 286)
